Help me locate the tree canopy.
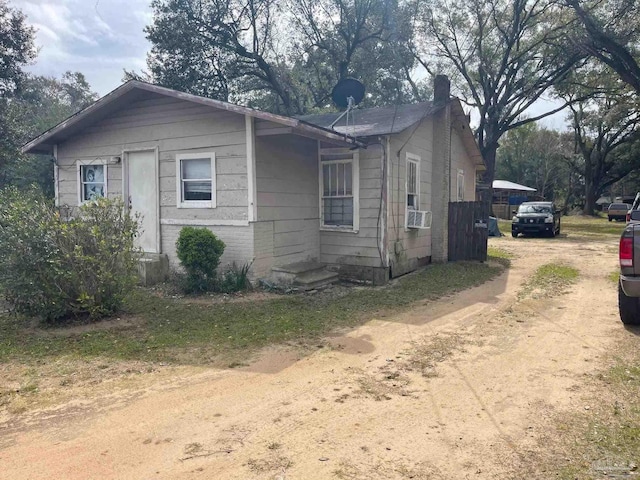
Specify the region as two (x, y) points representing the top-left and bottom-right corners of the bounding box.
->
(0, 0), (37, 188)
(142, 0), (426, 115)
(3, 0), (640, 214)
(564, 72), (640, 214)
(1, 73), (98, 195)
(412, 0), (585, 203)
(0, 0), (35, 98)
(565, 0), (640, 94)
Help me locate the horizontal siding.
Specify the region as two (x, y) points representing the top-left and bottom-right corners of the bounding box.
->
(320, 252), (382, 268)
(58, 131), (246, 159)
(254, 135), (321, 271)
(258, 191), (317, 208)
(55, 93), (252, 260)
(321, 234), (379, 248)
(320, 146), (383, 265)
(387, 120), (434, 274)
(450, 128), (477, 201)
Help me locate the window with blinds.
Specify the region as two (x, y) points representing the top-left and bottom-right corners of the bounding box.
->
(176, 152), (216, 208)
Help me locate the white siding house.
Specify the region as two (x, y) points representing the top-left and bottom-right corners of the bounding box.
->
(23, 77), (484, 286)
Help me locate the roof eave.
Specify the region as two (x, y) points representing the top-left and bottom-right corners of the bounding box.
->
(22, 80), (364, 154)
(21, 81), (139, 155)
(450, 99), (485, 170)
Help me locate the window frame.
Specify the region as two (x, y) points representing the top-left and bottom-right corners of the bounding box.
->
(176, 152), (216, 209)
(319, 147), (359, 232)
(457, 169), (465, 202)
(405, 153), (421, 229)
(77, 160), (108, 205)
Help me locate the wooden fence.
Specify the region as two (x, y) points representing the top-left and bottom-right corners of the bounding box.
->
(448, 201), (489, 262)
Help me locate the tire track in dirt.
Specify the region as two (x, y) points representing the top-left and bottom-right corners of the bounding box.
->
(0, 234), (625, 479)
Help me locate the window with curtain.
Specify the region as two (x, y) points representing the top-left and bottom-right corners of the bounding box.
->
(79, 163), (107, 203)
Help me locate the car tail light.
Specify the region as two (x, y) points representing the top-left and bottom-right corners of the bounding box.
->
(620, 236), (633, 267)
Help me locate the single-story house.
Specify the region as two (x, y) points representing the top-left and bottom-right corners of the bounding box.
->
(23, 75), (485, 286)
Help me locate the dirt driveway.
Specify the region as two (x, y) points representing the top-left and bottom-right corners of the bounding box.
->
(0, 233), (627, 479)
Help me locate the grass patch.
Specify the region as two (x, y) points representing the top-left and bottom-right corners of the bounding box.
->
(608, 271), (620, 284)
(547, 345), (640, 479)
(0, 258), (507, 366)
(561, 215), (626, 237)
(487, 246), (515, 261)
(521, 263), (579, 299)
(497, 218), (512, 234)
(405, 333), (468, 378)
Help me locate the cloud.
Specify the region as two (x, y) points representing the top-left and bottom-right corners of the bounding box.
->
(15, 0), (151, 95)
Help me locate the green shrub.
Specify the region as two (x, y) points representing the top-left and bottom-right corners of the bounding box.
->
(0, 188), (141, 322)
(219, 261), (253, 293)
(175, 227), (225, 293)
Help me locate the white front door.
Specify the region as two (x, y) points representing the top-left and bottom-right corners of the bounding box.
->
(127, 150), (159, 253)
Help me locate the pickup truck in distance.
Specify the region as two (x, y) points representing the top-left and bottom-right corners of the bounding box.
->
(608, 202), (631, 221)
(618, 212), (640, 324)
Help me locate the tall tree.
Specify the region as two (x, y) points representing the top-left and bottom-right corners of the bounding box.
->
(496, 122), (572, 201)
(566, 86), (640, 214)
(288, 0), (422, 107)
(0, 0), (36, 188)
(143, 0), (423, 115)
(2, 73), (98, 195)
(565, 0), (640, 94)
(415, 0), (584, 204)
(0, 0), (35, 97)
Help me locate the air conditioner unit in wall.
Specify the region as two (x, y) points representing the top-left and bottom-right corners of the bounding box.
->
(407, 210), (432, 229)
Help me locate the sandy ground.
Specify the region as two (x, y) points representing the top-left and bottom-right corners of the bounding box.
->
(0, 233), (626, 479)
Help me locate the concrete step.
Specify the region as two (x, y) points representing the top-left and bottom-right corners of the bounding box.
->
(270, 260), (339, 290)
(137, 253), (169, 286)
(271, 261), (326, 275)
(293, 269), (340, 291)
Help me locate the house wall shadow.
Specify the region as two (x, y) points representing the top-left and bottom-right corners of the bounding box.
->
(242, 267), (510, 374)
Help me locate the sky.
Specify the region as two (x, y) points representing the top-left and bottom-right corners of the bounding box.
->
(16, 0), (152, 95)
(15, 0), (569, 130)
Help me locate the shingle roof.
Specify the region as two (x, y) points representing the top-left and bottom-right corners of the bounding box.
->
(298, 101), (438, 137)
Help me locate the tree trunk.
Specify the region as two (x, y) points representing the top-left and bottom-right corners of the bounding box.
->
(584, 182), (596, 215)
(480, 142), (498, 213)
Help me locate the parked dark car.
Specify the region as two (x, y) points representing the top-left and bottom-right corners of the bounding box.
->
(608, 202), (631, 222)
(511, 201), (561, 238)
(618, 211), (640, 324)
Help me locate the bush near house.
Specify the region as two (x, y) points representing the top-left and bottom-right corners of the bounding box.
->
(0, 189), (140, 322)
(176, 227), (226, 293)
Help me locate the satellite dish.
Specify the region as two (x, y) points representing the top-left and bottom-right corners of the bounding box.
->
(331, 78), (365, 109)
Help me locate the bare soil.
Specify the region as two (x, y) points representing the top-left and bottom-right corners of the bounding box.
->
(0, 233), (630, 479)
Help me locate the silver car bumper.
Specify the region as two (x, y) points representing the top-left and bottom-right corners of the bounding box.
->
(620, 274), (640, 297)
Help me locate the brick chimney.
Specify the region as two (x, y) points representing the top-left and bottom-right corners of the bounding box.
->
(433, 75), (451, 105)
(430, 74), (452, 262)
